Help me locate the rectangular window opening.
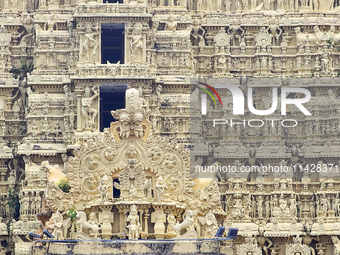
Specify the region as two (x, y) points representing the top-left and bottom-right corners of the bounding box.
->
(101, 23), (125, 64)
(103, 0), (123, 4)
(100, 84), (127, 131)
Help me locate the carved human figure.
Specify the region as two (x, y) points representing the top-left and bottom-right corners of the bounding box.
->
(154, 176), (167, 203)
(80, 24), (99, 63)
(334, 193), (340, 216)
(82, 86), (99, 129)
(320, 194), (329, 217)
(228, 19), (245, 45)
(257, 196), (263, 218)
(191, 20), (206, 47)
(129, 184), (137, 199)
(267, 18), (282, 46)
(53, 211), (64, 240)
(88, 212), (99, 236)
(130, 23), (144, 63)
(165, 15), (177, 31)
(204, 211), (218, 238)
(126, 204), (140, 240)
(35, 195), (41, 214)
(40, 117), (51, 137)
(289, 194), (297, 218)
(99, 177), (110, 202)
(167, 214), (177, 234)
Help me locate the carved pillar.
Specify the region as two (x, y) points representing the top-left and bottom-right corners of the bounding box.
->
(144, 210), (150, 236)
(76, 93), (82, 131)
(116, 205), (129, 239)
(0, 161), (6, 182)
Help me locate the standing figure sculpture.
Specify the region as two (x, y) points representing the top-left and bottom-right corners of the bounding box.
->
(267, 18), (282, 46)
(154, 176), (167, 203)
(80, 24), (99, 63)
(130, 23), (144, 64)
(126, 205), (141, 240)
(81, 86), (99, 130)
(99, 176), (110, 202)
(228, 19), (245, 45)
(191, 20), (206, 47)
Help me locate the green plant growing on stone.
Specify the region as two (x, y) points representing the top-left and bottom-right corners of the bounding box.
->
(67, 207), (77, 238)
(7, 188), (20, 221)
(10, 59), (34, 79)
(57, 178), (71, 193)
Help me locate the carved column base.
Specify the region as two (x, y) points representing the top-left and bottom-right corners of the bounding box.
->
(165, 233), (177, 239)
(154, 233), (165, 239)
(140, 232), (148, 239)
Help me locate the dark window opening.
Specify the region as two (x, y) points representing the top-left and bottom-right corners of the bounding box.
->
(103, 0), (123, 3)
(100, 84), (127, 131)
(101, 23), (125, 64)
(113, 179), (121, 198)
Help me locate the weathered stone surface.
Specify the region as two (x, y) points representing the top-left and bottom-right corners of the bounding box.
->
(31, 240), (232, 255)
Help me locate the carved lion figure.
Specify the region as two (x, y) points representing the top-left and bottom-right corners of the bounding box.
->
(173, 210), (194, 237)
(76, 211), (100, 239)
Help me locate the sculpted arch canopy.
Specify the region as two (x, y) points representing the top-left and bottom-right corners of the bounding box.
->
(45, 88), (222, 218)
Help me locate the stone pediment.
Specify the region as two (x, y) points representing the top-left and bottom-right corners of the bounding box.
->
(45, 88), (221, 216)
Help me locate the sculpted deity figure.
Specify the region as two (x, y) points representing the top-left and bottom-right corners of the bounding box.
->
(80, 24), (99, 63)
(82, 86), (99, 129)
(167, 214), (177, 234)
(88, 212), (99, 236)
(204, 211), (218, 238)
(35, 196), (41, 214)
(99, 176), (110, 202)
(228, 19), (245, 45)
(267, 18), (282, 46)
(320, 194), (329, 217)
(126, 205), (140, 239)
(165, 15), (177, 31)
(53, 211), (64, 240)
(129, 23), (144, 64)
(257, 196), (264, 218)
(257, 225), (273, 255)
(41, 117), (51, 137)
(289, 194), (297, 218)
(191, 20), (206, 47)
(154, 176), (167, 203)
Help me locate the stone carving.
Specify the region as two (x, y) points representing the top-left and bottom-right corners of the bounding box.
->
(237, 236), (262, 255)
(76, 211), (100, 239)
(126, 205), (141, 240)
(98, 176), (110, 203)
(173, 210), (194, 237)
(203, 211), (218, 238)
(53, 211), (64, 240)
(129, 23), (144, 64)
(154, 176), (167, 203)
(6, 1), (340, 254)
(79, 23), (100, 63)
(82, 86), (99, 130)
